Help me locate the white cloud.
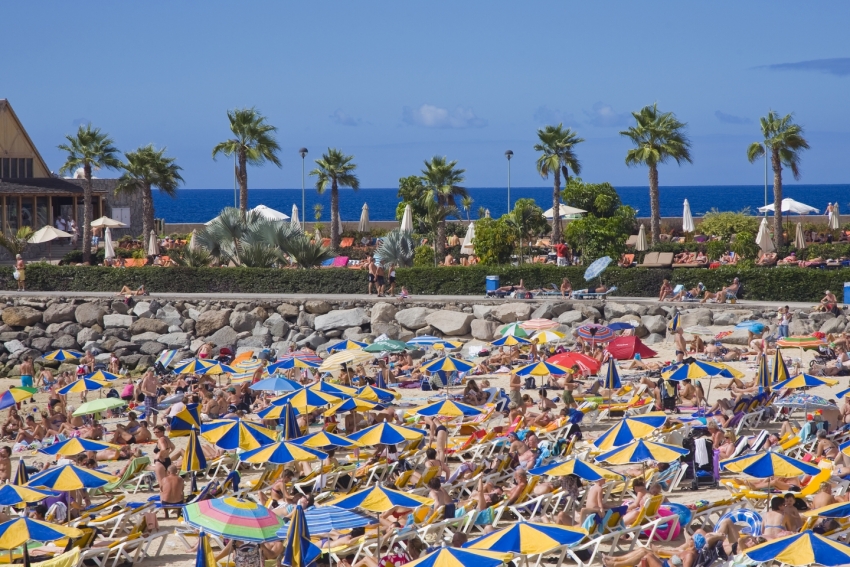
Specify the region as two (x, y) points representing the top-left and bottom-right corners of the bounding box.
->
(584, 102), (631, 127)
(402, 104), (487, 129)
(330, 109), (361, 126)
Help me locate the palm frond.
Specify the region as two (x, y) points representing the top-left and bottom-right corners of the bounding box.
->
(170, 247), (214, 267)
(285, 235), (335, 269)
(375, 229), (415, 268)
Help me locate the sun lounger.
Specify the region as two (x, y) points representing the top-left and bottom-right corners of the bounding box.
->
(640, 252), (674, 268)
(339, 237), (355, 248)
(572, 286), (618, 300)
(90, 456), (152, 496)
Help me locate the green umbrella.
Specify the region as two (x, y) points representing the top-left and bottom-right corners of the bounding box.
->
(498, 323), (529, 338)
(73, 398), (127, 416)
(363, 340), (411, 353)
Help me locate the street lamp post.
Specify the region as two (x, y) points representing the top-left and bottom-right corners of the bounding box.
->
(299, 148), (308, 226)
(505, 150), (513, 213)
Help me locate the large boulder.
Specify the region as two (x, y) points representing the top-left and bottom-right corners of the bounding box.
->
(371, 322), (402, 340)
(3, 340), (25, 355)
(110, 301), (130, 315)
(297, 332), (327, 350)
(77, 327), (102, 345)
(229, 311), (261, 333)
(129, 318), (169, 335)
(472, 305), (494, 320)
(314, 308), (369, 332)
(207, 326), (239, 347)
(789, 319), (813, 336)
(196, 310), (232, 336)
(680, 309), (713, 328)
(237, 336), (273, 349)
(132, 301), (154, 318)
(305, 301), (332, 315)
(51, 335), (80, 350)
(45, 321), (74, 335)
(155, 305), (182, 327)
(558, 311), (585, 325)
(821, 316), (847, 335)
(490, 303), (534, 324)
(395, 307), (435, 330)
(75, 303), (106, 327)
(31, 337), (54, 352)
(42, 303), (76, 325)
(371, 303), (398, 326)
(2, 306), (42, 327)
(579, 306), (602, 321)
(643, 333), (665, 345)
(603, 303), (628, 320)
(103, 314), (134, 328)
(140, 341), (167, 355)
(263, 314), (290, 338)
(276, 304), (299, 319)
(157, 332), (191, 348)
(131, 332), (162, 344)
(471, 319), (498, 341)
(641, 315), (668, 335)
(425, 311), (473, 336)
(531, 302), (570, 320)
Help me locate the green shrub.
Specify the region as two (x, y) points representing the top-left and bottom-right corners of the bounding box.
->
(413, 245), (435, 267)
(731, 230), (760, 260)
(706, 241), (726, 261)
(699, 209), (760, 240)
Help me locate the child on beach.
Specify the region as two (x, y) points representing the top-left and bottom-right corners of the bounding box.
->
(398, 286), (409, 301)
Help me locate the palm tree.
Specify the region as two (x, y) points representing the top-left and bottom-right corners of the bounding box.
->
(375, 229), (415, 268)
(420, 156), (467, 258)
(0, 227), (34, 258)
(211, 108), (281, 214)
(115, 145), (184, 241)
(747, 111), (810, 247)
(534, 124), (584, 243)
(58, 124), (122, 264)
(461, 195), (474, 222)
(620, 104), (692, 244)
(310, 149), (360, 249)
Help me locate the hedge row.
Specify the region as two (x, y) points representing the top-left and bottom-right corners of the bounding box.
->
(4, 264), (847, 302)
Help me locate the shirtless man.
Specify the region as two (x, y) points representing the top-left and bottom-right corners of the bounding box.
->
(0, 446), (11, 483)
(679, 379), (697, 405)
(674, 328), (687, 363)
(366, 258), (377, 295)
(504, 470), (529, 506)
(2, 408), (22, 439)
(508, 373), (522, 408)
(375, 263), (386, 297)
(159, 465), (185, 518)
(140, 369), (159, 427)
(19, 356), (34, 390)
(427, 477), (455, 519)
(517, 432), (540, 469)
(15, 415), (46, 444)
(577, 478), (609, 524)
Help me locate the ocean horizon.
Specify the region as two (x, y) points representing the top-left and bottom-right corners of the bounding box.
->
(152, 184), (850, 224)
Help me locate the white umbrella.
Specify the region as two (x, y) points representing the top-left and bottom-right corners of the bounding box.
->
(359, 203), (370, 233)
(460, 223), (475, 255)
(91, 216), (126, 228)
(756, 217), (774, 253)
(337, 214), (344, 235)
(682, 199), (695, 233)
(147, 230), (159, 256)
(636, 224), (648, 251)
(188, 229), (197, 251)
(794, 222), (807, 250)
(400, 204), (413, 233)
(291, 205), (301, 230)
(104, 228), (115, 260)
(830, 203), (841, 230)
(250, 204), (289, 221)
(758, 198), (819, 215)
(484, 209), (491, 219)
(542, 203), (586, 219)
(28, 225), (71, 244)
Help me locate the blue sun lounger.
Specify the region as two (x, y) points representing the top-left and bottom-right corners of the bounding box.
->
(572, 286), (618, 300)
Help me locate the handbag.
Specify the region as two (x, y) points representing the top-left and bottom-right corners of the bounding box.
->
(12, 270), (19, 280)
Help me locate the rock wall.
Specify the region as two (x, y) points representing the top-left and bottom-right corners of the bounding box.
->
(0, 294), (841, 377)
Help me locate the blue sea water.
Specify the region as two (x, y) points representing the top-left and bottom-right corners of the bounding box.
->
(152, 184), (850, 224)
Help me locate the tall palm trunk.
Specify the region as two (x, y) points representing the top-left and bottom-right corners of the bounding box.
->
(141, 183), (154, 241)
(551, 169), (562, 243)
(330, 180), (340, 250)
(772, 149), (784, 247)
(436, 218), (447, 260)
(82, 164), (93, 264)
(238, 150), (249, 214)
(648, 164), (660, 244)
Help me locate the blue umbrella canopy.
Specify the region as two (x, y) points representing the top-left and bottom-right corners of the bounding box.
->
(602, 361), (622, 390)
(276, 505), (375, 538)
(583, 256), (612, 281)
(249, 377), (302, 392)
(735, 320), (767, 333)
(744, 530), (850, 566)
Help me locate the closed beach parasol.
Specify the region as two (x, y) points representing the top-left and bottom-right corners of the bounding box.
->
(181, 430), (207, 476)
(592, 412), (668, 451)
(529, 458), (624, 482)
(41, 349), (84, 362)
(358, 203), (369, 233)
(583, 256), (612, 282)
(281, 504), (322, 567)
(103, 227), (115, 260)
(188, 229), (198, 251)
(39, 438), (119, 456)
(755, 353), (770, 391)
(414, 399), (484, 418)
(406, 548), (507, 567)
(239, 440), (327, 466)
(636, 224), (647, 251)
(27, 464), (117, 490)
(520, 319), (560, 331)
(200, 419), (277, 451)
(147, 230), (159, 256)
(596, 439), (689, 465)
(346, 422), (425, 445)
(744, 530), (850, 567)
(184, 496), (285, 543)
(291, 205), (301, 230)
(400, 204), (413, 233)
(464, 521), (587, 555)
(831, 203), (841, 230)
(682, 199), (695, 233)
(756, 217), (774, 253)
(794, 222), (807, 249)
(461, 222), (475, 255)
(194, 530), (217, 567)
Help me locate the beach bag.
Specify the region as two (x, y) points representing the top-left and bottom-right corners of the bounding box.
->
(524, 376), (537, 390)
(12, 270), (19, 280)
(106, 388), (119, 399)
(420, 378), (432, 391)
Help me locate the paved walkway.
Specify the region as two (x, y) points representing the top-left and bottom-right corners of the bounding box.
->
(0, 290), (825, 312)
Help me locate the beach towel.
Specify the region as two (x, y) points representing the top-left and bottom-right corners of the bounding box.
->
(332, 256), (349, 267)
(694, 437), (710, 467)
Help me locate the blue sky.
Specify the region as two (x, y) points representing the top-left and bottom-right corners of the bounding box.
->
(7, 1), (850, 189)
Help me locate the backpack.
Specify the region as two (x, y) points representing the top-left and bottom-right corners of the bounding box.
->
(524, 376), (537, 390)
(420, 378), (432, 391)
(657, 378), (676, 399)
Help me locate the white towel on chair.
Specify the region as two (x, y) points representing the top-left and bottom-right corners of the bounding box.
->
(694, 437), (709, 467)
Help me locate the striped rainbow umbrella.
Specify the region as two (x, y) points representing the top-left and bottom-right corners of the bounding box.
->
(595, 439), (689, 465)
(184, 496), (285, 543)
(200, 419), (278, 451)
(592, 412), (668, 451)
(576, 324), (615, 343)
(776, 336), (827, 350)
(528, 458), (624, 482)
(519, 319), (561, 331)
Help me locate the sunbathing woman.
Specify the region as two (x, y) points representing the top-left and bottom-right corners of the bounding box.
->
(658, 279), (673, 301)
(115, 284), (146, 297)
(672, 282), (705, 301)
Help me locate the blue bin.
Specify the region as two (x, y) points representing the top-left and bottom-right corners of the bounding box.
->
(486, 276), (500, 292)
(845, 282), (850, 305)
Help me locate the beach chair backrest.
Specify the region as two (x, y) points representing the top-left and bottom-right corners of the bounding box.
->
(394, 470), (413, 489)
(799, 468), (832, 497)
(418, 466), (440, 488)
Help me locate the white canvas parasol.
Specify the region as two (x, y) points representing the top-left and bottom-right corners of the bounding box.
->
(682, 199), (695, 233)
(755, 217), (774, 253)
(758, 198), (819, 215)
(91, 216), (126, 228)
(543, 203), (586, 219)
(104, 228), (115, 260)
(400, 205), (413, 233)
(359, 203), (370, 233)
(251, 204), (289, 221)
(147, 230), (159, 256)
(28, 226), (71, 244)
(636, 224), (648, 252)
(460, 223), (475, 255)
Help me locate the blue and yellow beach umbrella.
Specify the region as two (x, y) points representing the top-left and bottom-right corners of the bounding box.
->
(240, 440), (327, 466)
(667, 312), (681, 332)
(323, 397), (384, 417)
(0, 388), (35, 410)
(770, 349), (791, 386)
(194, 530), (217, 567)
(0, 517), (83, 549)
(202, 362), (238, 375)
(174, 359), (215, 375)
(267, 358), (321, 374)
(292, 431), (362, 450)
(528, 458), (624, 482)
(39, 438), (119, 457)
(744, 530), (850, 567)
(0, 485), (56, 506)
(421, 357), (475, 373)
(181, 430), (208, 474)
(356, 385), (400, 403)
(169, 403), (202, 437)
(273, 388), (344, 411)
(257, 401), (302, 423)
(595, 439), (689, 465)
(514, 361), (571, 377)
(328, 485), (433, 512)
(85, 370), (120, 382)
(592, 412), (667, 451)
(58, 378), (109, 395)
(490, 335), (532, 347)
(756, 353), (771, 391)
(662, 360), (744, 381)
(326, 340), (367, 352)
(432, 340), (463, 350)
(26, 464), (118, 491)
(772, 373), (838, 390)
(464, 521), (587, 555)
(602, 361), (622, 390)
(200, 419), (278, 451)
(803, 501), (850, 519)
(347, 422), (425, 446)
(721, 451), (821, 478)
(309, 381), (359, 397)
(405, 548), (507, 567)
(414, 399), (484, 418)
(281, 504), (321, 567)
(41, 350), (84, 362)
